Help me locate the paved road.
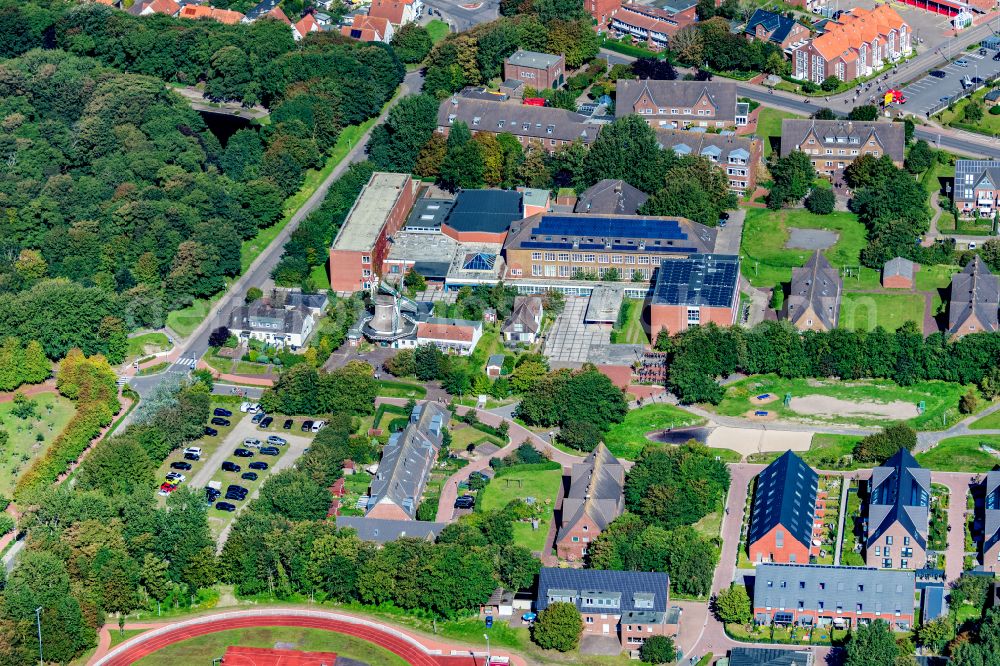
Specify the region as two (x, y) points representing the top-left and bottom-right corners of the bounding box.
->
(422, 0), (497, 31)
(129, 69), (425, 404)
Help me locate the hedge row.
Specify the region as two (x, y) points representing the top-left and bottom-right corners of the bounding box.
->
(493, 461), (562, 477)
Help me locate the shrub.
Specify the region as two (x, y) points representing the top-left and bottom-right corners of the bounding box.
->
(639, 635), (676, 664)
(0, 513), (15, 537)
(805, 187), (835, 215)
(820, 75), (840, 92)
(770, 286), (784, 311)
(532, 602), (582, 651)
(852, 423), (917, 463)
(990, 106), (1000, 115)
(960, 388), (979, 414)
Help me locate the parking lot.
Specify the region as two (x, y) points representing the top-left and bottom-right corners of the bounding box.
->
(154, 405), (316, 545)
(903, 47), (1000, 116)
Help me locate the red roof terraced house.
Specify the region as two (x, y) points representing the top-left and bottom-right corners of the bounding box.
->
(368, 0), (422, 26)
(179, 4), (246, 23)
(616, 79), (747, 129)
(791, 6), (911, 85)
(556, 443), (626, 561)
(587, 0), (621, 27)
(127, 0), (180, 16)
(747, 451), (824, 565)
(609, 5), (685, 50)
(339, 14), (394, 43)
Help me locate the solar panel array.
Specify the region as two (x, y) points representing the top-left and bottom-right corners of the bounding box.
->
(535, 215), (690, 240)
(652, 255), (739, 307)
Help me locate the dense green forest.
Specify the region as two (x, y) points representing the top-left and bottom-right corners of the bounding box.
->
(0, 3), (402, 362)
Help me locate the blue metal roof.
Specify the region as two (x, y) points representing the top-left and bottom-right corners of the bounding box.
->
(921, 585), (947, 622)
(748, 450), (819, 553)
(533, 214), (693, 241)
(745, 9), (801, 45)
(462, 253), (497, 271)
(651, 254), (740, 308)
(536, 568), (669, 613)
(446, 190), (522, 234)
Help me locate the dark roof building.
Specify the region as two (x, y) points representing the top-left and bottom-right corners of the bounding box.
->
(786, 251), (842, 332)
(655, 128), (761, 195)
(753, 563), (917, 629)
(574, 179), (649, 215)
(747, 451), (819, 564)
(443, 189), (523, 242)
(501, 295), (544, 343)
(952, 159), (1000, 215)
(335, 516), (446, 544)
(366, 402), (449, 520)
(556, 444), (626, 561)
(537, 567), (670, 615)
(405, 197), (454, 233)
(866, 448), (930, 569)
(948, 255), (999, 338)
(437, 97), (598, 151)
(922, 585), (948, 622)
(780, 119), (906, 165)
(505, 213), (717, 255)
(981, 471), (1000, 571)
(616, 79), (746, 127)
(649, 254), (739, 333)
(728, 647), (813, 666)
(744, 9), (810, 48)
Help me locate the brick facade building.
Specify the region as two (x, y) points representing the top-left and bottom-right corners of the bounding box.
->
(616, 80), (747, 129)
(648, 254), (739, 336)
(503, 50), (565, 89)
(747, 451), (824, 565)
(780, 119), (905, 180)
(556, 444), (625, 561)
(866, 449), (929, 570)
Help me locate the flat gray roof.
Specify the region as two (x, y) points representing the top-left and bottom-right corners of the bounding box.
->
(507, 50), (562, 70)
(332, 172), (412, 253)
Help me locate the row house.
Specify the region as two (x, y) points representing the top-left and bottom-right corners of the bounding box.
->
(780, 119), (905, 179)
(948, 256), (999, 338)
(556, 444), (626, 561)
(655, 129), (761, 195)
(536, 568), (679, 656)
(866, 449), (930, 570)
(609, 6), (681, 50)
(754, 563), (916, 631)
(617, 80), (747, 129)
(792, 6), (911, 84)
(747, 451), (823, 565)
(744, 9), (810, 50)
(437, 97), (598, 153)
(953, 158), (1000, 217)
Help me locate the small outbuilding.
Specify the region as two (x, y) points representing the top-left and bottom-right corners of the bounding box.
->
(486, 353), (505, 379)
(882, 256), (916, 289)
(986, 89), (1000, 107)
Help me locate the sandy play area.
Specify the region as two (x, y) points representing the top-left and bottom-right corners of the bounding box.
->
(749, 393), (780, 406)
(789, 395), (919, 420)
(707, 427), (812, 456)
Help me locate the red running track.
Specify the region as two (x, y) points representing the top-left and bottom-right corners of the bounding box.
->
(102, 615), (441, 666)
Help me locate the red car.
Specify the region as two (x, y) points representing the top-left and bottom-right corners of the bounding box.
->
(158, 482), (178, 496)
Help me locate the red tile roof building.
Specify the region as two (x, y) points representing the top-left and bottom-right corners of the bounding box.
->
(368, 0), (420, 26)
(587, 0), (621, 26)
(179, 4), (245, 23)
(792, 6), (911, 84)
(339, 15), (394, 43)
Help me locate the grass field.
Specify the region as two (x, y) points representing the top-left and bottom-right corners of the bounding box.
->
(450, 424), (504, 451)
(757, 107), (803, 157)
(134, 626), (409, 666)
(970, 408), (1000, 430)
(916, 435), (1000, 472)
(802, 434), (864, 469)
(603, 403), (705, 459)
(479, 468), (561, 553)
(740, 208), (867, 288)
(839, 292), (925, 332)
(0, 392), (76, 497)
(426, 19), (450, 43)
(617, 299), (650, 345)
(127, 333), (171, 362)
(714, 374), (971, 430)
(377, 380), (427, 399)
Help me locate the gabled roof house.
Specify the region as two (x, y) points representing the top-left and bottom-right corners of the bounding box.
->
(981, 471), (1000, 572)
(866, 448), (930, 570)
(948, 255), (999, 338)
(747, 451), (820, 565)
(556, 444), (626, 561)
(786, 251), (842, 332)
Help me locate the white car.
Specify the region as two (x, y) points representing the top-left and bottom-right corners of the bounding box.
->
(239, 402), (253, 413)
(183, 447), (202, 457)
(243, 438), (261, 448)
(311, 420), (326, 433)
(165, 472), (186, 484)
(969, 242), (977, 250)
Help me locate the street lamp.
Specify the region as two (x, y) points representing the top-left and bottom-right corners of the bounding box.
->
(484, 633), (491, 665)
(34, 607), (42, 666)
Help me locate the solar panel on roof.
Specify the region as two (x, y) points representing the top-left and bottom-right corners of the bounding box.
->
(536, 215), (691, 241)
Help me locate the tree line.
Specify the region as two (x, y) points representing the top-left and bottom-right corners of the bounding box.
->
(662, 320), (1000, 404)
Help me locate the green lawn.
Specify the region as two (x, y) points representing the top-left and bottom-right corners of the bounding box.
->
(127, 332), (171, 362)
(714, 374), (972, 430)
(109, 628), (148, 649)
(449, 424), (504, 451)
(309, 262), (331, 291)
(936, 86), (1000, 136)
(134, 626), (409, 666)
(0, 392), (76, 497)
(479, 468), (561, 553)
(603, 403), (706, 460)
(915, 263), (960, 291)
(916, 435), (1000, 472)
(618, 299), (649, 345)
(376, 380), (427, 399)
(839, 292), (925, 332)
(971, 409), (1000, 430)
(802, 434), (864, 470)
(426, 19), (450, 43)
(740, 208), (867, 288)
(757, 107), (803, 157)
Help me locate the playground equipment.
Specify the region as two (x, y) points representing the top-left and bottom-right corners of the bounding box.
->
(783, 392), (792, 407)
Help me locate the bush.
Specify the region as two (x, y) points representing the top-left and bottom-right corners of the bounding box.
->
(960, 388), (979, 414)
(820, 75), (840, 92)
(770, 286), (784, 311)
(532, 602), (582, 651)
(639, 635), (676, 664)
(852, 423), (917, 463)
(990, 106), (1000, 115)
(0, 513), (14, 537)
(416, 497), (439, 521)
(805, 187), (835, 215)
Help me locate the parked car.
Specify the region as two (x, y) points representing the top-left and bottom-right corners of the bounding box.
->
(206, 487), (221, 503)
(170, 461), (192, 471)
(251, 412), (266, 424)
(259, 416), (274, 429)
(211, 417), (230, 427)
(204, 427), (218, 437)
(259, 446), (280, 456)
(233, 448), (254, 457)
(215, 502), (236, 512)
(267, 436), (287, 446)
(213, 408), (233, 417)
(957, 58), (970, 67)
(969, 241), (978, 250)
(243, 438), (261, 448)
(158, 482), (178, 496)
(981, 48), (988, 56)
(184, 447), (203, 457)
(930, 70), (947, 78)
(227, 484), (247, 494)
(240, 402), (259, 413)
(282, 419), (293, 430)
(184, 452), (201, 462)
(165, 472), (186, 483)
(221, 461), (242, 472)
(248, 461), (269, 470)
(311, 420), (325, 433)
(994, 52), (1000, 61)
(241, 472), (259, 481)
(454, 495), (475, 509)
(301, 420), (314, 432)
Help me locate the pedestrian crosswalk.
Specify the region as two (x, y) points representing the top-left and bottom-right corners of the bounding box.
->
(116, 376), (129, 387)
(175, 357), (198, 368)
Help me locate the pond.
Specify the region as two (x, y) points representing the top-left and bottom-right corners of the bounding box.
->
(648, 426), (711, 444)
(199, 110), (253, 147)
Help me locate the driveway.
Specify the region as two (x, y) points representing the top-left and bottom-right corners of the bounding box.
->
(715, 208), (745, 255)
(931, 471), (977, 583)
